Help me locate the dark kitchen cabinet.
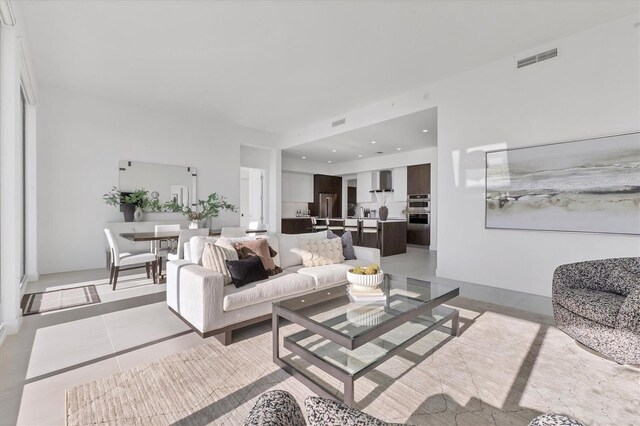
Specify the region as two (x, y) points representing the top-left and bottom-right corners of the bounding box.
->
(407, 226), (430, 246)
(407, 164), (431, 195)
(281, 218), (312, 234)
(309, 174), (342, 218)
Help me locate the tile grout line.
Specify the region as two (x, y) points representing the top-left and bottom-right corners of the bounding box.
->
(102, 315), (121, 371)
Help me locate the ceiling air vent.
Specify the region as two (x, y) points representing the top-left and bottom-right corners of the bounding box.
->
(517, 48), (557, 69)
(331, 118), (346, 127)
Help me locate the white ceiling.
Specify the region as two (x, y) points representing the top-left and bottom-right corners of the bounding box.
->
(282, 107), (437, 163)
(20, 0), (639, 134)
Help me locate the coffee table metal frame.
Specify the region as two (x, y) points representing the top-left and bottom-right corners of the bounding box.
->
(272, 280), (460, 406)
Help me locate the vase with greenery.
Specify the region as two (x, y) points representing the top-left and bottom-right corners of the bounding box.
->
(377, 191), (389, 221)
(164, 192), (237, 228)
(103, 187), (149, 222)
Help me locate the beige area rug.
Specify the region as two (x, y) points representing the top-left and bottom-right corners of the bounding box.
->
(21, 285), (101, 316)
(66, 298), (640, 425)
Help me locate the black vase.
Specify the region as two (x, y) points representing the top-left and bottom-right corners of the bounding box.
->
(379, 206), (389, 221)
(121, 203), (135, 222)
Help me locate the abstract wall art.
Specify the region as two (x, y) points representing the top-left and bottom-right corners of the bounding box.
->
(485, 132), (640, 235)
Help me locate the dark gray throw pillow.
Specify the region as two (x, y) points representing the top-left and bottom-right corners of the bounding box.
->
(327, 230), (356, 260)
(225, 255), (269, 288)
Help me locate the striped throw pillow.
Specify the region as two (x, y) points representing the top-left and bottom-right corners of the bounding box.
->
(202, 242), (238, 285)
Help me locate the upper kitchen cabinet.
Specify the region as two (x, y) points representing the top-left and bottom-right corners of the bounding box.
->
(356, 172), (373, 203)
(407, 164), (431, 195)
(392, 167), (407, 201)
(282, 172), (313, 202)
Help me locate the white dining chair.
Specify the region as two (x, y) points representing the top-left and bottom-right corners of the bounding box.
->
(220, 227), (247, 238)
(155, 224), (181, 276)
(248, 221), (268, 231)
(104, 229), (157, 290)
(168, 228), (209, 261)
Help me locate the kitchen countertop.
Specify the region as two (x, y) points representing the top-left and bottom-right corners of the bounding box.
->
(282, 217), (315, 219)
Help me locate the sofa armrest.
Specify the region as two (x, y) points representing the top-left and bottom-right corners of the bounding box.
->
(166, 260), (225, 334)
(244, 390), (305, 426)
(353, 246), (381, 266)
(617, 286), (640, 333)
(552, 263), (579, 297)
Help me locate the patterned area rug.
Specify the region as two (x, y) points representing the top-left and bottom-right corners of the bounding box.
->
(65, 298), (640, 425)
(21, 285), (101, 316)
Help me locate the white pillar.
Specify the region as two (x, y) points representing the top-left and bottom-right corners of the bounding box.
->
(0, 23), (23, 334)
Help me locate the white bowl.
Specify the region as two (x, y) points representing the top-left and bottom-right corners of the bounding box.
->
(346, 269), (384, 288)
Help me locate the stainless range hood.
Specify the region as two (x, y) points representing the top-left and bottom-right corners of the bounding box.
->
(369, 170), (394, 193)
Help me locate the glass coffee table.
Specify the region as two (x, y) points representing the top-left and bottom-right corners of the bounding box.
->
(272, 273), (460, 406)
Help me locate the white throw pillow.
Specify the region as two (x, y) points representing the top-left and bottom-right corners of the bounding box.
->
(299, 238), (345, 267)
(278, 231), (327, 269)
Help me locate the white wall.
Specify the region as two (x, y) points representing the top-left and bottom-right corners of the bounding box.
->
(282, 15), (640, 297)
(0, 1), (38, 339)
(37, 86), (278, 274)
(240, 145), (281, 233)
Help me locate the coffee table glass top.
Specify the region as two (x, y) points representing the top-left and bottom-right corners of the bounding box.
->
(276, 274), (459, 341)
(285, 305), (456, 376)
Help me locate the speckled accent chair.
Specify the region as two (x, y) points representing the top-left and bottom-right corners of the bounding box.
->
(552, 257), (640, 364)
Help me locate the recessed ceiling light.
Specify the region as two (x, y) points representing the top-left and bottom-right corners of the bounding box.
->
(371, 141), (376, 144)
(396, 148), (402, 151)
(327, 160), (332, 163)
(301, 156), (306, 159)
(422, 129), (429, 133)
(358, 154), (363, 158)
(332, 149), (337, 152)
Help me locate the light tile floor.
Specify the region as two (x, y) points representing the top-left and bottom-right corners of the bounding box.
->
(0, 249), (553, 425)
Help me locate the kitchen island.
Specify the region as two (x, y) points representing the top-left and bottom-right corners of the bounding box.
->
(378, 219), (407, 257)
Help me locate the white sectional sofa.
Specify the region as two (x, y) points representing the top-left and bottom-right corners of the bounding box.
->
(166, 231), (380, 344)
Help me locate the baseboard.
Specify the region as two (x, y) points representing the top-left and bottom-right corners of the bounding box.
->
(0, 324), (6, 347)
(0, 316), (22, 347)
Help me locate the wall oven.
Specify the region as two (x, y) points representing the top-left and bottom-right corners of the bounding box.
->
(407, 194), (430, 228)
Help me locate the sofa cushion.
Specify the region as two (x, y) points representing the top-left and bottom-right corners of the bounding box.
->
(222, 271), (315, 312)
(555, 287), (626, 328)
(201, 242), (237, 285)
(298, 263), (353, 289)
(617, 285), (640, 333)
(300, 238), (345, 267)
(278, 231), (327, 269)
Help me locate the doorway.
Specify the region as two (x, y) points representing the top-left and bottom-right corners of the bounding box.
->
(240, 167), (265, 228)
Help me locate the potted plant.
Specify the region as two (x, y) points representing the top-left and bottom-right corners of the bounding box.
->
(165, 192), (237, 229)
(103, 187), (149, 222)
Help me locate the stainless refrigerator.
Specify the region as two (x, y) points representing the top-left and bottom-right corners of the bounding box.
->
(319, 193), (338, 218)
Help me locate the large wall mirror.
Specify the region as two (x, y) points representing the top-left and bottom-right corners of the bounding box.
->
(119, 161), (197, 208)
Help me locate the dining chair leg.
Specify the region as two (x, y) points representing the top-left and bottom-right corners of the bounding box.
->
(145, 262), (151, 279)
(109, 263), (114, 285)
(112, 266), (120, 291)
(158, 257), (163, 279)
(152, 260), (158, 284)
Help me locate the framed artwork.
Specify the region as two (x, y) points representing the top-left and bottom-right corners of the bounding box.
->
(485, 132), (640, 235)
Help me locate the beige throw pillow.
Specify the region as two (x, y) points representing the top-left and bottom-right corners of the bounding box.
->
(299, 238), (344, 267)
(202, 242), (238, 285)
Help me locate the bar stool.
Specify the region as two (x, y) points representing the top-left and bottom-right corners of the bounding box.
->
(312, 217), (328, 232)
(328, 218), (345, 233)
(361, 219), (379, 248)
(344, 218), (360, 245)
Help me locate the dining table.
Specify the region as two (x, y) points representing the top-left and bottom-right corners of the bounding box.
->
(119, 228), (268, 279)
